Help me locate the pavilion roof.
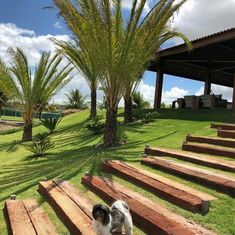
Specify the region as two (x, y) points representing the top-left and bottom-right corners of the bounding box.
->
(149, 27), (235, 88)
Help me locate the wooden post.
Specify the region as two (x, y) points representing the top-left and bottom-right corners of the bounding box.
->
(154, 62), (164, 109)
(204, 70), (211, 95)
(233, 75), (235, 110)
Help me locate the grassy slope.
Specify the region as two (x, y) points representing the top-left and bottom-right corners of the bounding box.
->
(0, 109), (234, 235)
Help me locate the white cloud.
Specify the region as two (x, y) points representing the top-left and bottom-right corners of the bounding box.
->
(122, 0), (151, 12)
(54, 22), (63, 30)
(0, 23), (70, 66)
(173, 0), (235, 41)
(137, 81), (189, 105)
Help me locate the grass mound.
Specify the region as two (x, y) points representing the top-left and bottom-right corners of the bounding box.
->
(0, 109), (234, 235)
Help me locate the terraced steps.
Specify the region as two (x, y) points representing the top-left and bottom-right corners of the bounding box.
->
(145, 146), (235, 172)
(141, 157), (235, 197)
(4, 199), (58, 235)
(102, 160), (212, 213)
(38, 180), (96, 235)
(82, 175), (215, 235)
(211, 123), (235, 130)
(218, 129), (235, 139)
(182, 142), (235, 158)
(186, 135), (235, 148)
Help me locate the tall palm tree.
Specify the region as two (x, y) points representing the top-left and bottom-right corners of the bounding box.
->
(0, 48), (73, 141)
(53, 0), (191, 146)
(52, 39), (99, 119)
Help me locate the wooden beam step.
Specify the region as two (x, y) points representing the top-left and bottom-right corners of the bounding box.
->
(4, 199), (58, 235)
(141, 157), (235, 197)
(82, 175), (216, 235)
(102, 160), (211, 214)
(145, 146), (235, 173)
(186, 135), (235, 148)
(218, 129), (235, 139)
(182, 142), (235, 158)
(38, 180), (96, 235)
(211, 123), (235, 130)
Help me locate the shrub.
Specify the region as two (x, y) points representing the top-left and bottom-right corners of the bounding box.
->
(41, 117), (62, 133)
(141, 111), (158, 124)
(22, 133), (54, 158)
(86, 116), (105, 134)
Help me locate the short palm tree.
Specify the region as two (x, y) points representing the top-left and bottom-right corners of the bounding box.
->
(0, 48), (73, 141)
(52, 39), (99, 119)
(53, 0), (191, 146)
(65, 89), (88, 109)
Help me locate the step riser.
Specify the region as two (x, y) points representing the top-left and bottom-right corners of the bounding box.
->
(82, 176), (197, 235)
(141, 159), (235, 197)
(145, 147), (235, 173)
(218, 130), (235, 139)
(38, 184), (82, 235)
(102, 162), (208, 214)
(38, 182), (95, 235)
(211, 123), (235, 130)
(182, 144), (235, 158)
(186, 136), (235, 148)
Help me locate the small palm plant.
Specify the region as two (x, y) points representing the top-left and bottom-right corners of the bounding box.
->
(0, 48), (73, 141)
(41, 116), (62, 133)
(22, 133), (54, 158)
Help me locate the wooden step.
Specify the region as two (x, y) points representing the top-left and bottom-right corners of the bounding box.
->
(82, 175), (215, 235)
(141, 158), (235, 197)
(186, 135), (235, 148)
(218, 129), (235, 139)
(38, 180), (96, 235)
(102, 160), (211, 214)
(211, 123), (235, 130)
(182, 142), (235, 158)
(145, 146), (235, 173)
(4, 199), (58, 235)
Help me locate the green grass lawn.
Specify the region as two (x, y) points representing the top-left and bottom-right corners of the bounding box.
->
(0, 109), (234, 235)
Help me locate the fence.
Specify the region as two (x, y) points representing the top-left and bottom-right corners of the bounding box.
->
(0, 108), (61, 119)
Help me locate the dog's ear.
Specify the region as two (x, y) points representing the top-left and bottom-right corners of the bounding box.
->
(102, 205), (110, 214)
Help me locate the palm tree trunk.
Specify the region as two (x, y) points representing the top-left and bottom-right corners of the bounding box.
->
(22, 121), (33, 141)
(103, 106), (118, 147)
(90, 88), (97, 119)
(124, 96), (133, 124)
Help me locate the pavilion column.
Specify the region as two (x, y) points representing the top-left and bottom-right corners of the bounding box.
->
(233, 74), (235, 110)
(154, 61), (164, 109)
(204, 69), (211, 95)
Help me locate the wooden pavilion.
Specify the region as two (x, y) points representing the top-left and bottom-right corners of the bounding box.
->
(149, 28), (235, 110)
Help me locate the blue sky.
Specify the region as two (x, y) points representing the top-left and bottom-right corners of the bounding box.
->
(0, 0), (233, 104)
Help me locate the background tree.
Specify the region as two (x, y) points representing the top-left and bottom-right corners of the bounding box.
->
(65, 89), (88, 109)
(52, 39), (99, 119)
(53, 0), (191, 146)
(133, 91), (150, 109)
(0, 48), (73, 141)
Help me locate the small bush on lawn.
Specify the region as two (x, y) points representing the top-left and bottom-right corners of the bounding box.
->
(86, 116), (105, 134)
(22, 133), (54, 158)
(41, 117), (62, 133)
(141, 111), (158, 124)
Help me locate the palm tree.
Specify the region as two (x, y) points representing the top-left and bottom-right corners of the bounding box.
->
(0, 91), (6, 118)
(0, 48), (73, 141)
(65, 89), (88, 109)
(53, 0), (191, 146)
(52, 39), (99, 119)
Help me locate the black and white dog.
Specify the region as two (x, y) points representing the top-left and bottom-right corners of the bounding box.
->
(92, 200), (133, 235)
